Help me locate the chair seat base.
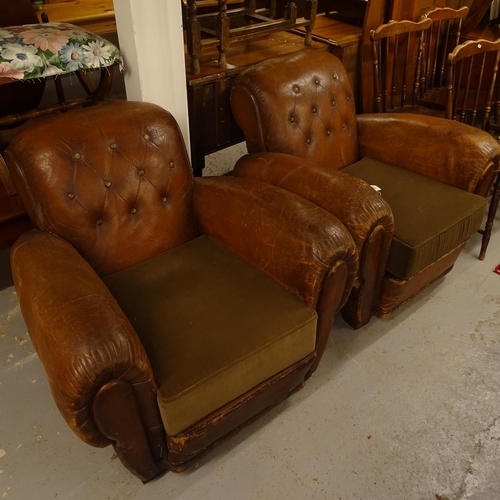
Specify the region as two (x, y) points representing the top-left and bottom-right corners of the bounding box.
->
(164, 352), (315, 470)
(376, 242), (465, 318)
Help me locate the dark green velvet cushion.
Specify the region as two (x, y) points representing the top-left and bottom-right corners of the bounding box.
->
(343, 158), (487, 280)
(103, 236), (317, 436)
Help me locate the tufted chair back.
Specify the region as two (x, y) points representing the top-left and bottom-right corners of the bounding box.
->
(4, 101), (198, 275)
(231, 50), (359, 171)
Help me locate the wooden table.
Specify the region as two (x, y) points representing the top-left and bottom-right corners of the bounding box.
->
(36, 0), (115, 35)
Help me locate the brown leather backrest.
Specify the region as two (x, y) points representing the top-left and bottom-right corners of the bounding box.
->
(5, 101), (198, 275)
(231, 50), (359, 170)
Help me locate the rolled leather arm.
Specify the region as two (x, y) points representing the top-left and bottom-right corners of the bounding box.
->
(11, 230), (159, 448)
(233, 152), (393, 256)
(357, 113), (500, 195)
(193, 176), (358, 310)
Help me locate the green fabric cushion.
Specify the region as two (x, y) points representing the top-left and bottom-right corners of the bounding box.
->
(103, 236), (317, 436)
(343, 157), (487, 279)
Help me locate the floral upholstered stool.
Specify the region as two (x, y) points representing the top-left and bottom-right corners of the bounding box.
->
(0, 22), (123, 127)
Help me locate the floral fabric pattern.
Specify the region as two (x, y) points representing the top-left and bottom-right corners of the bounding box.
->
(0, 22), (123, 81)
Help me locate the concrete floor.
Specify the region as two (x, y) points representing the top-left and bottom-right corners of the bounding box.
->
(0, 213), (499, 499)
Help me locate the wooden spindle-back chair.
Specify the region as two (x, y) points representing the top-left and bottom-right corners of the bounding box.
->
(445, 38), (500, 129)
(420, 6), (469, 98)
(446, 38), (500, 260)
(370, 18), (432, 112)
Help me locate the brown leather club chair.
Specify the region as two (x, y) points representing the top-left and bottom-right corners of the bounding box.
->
(230, 49), (500, 325)
(4, 100), (358, 481)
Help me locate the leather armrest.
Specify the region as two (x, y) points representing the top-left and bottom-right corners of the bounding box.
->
(233, 152), (393, 256)
(11, 230), (158, 448)
(357, 113), (500, 195)
(193, 176), (358, 310)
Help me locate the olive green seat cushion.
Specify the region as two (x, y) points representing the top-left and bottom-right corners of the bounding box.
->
(103, 236), (317, 436)
(343, 158), (487, 280)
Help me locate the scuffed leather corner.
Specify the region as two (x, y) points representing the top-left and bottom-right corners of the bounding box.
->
(11, 230), (160, 449)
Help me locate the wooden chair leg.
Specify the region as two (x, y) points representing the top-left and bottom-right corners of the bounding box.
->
(217, 0), (230, 68)
(304, 0), (318, 46)
(479, 170), (500, 260)
(285, 2), (297, 23)
(186, 0), (201, 74)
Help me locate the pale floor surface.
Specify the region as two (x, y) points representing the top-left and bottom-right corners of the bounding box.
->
(0, 220), (499, 500)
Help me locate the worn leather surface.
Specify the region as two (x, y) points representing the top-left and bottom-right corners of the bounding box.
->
(193, 176), (358, 310)
(167, 354), (315, 467)
(5, 101), (198, 276)
(231, 48), (500, 326)
(233, 153), (394, 329)
(5, 100), (361, 477)
(230, 50), (393, 328)
(234, 153), (393, 255)
(10, 230), (161, 449)
(377, 243), (465, 318)
(357, 113), (500, 195)
(231, 49), (359, 170)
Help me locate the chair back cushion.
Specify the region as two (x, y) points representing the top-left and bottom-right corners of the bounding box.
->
(231, 50), (359, 170)
(5, 101), (198, 275)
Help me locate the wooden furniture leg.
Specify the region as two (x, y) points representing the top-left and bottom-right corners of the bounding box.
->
(479, 169), (500, 260)
(285, 2), (297, 23)
(187, 0), (202, 75)
(304, 0), (318, 46)
(217, 0), (230, 68)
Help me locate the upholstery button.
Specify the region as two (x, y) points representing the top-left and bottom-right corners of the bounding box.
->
(312, 107), (317, 114)
(306, 138), (311, 145)
(138, 169), (145, 176)
(110, 143), (117, 150)
(332, 100), (336, 106)
(97, 219), (103, 226)
(347, 96), (351, 102)
(131, 208), (137, 214)
(293, 86), (300, 93)
(68, 193), (75, 200)
(315, 79), (320, 85)
(170, 161), (175, 168)
(327, 130), (332, 136)
(342, 124), (347, 130)
(143, 134), (150, 141)
(162, 196), (167, 202)
(74, 153), (81, 160)
(333, 73), (338, 80)
(104, 181), (112, 188)
(290, 116), (295, 123)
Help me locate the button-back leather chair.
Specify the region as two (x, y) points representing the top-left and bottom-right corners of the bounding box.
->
(4, 101), (358, 481)
(230, 49), (500, 323)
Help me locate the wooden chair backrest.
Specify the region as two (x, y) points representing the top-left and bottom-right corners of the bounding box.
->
(420, 6), (469, 94)
(370, 18), (432, 112)
(446, 38), (500, 129)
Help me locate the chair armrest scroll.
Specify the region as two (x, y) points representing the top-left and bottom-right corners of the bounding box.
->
(233, 152), (394, 256)
(11, 230), (159, 449)
(357, 113), (500, 194)
(193, 176), (358, 310)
